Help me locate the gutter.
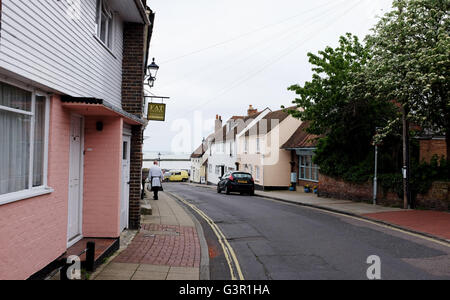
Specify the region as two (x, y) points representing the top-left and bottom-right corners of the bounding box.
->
(61, 96), (147, 126)
(134, 0), (150, 25)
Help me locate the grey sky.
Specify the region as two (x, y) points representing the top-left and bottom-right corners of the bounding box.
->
(143, 0), (393, 154)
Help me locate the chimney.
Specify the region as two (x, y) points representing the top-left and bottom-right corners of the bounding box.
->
(247, 105), (258, 116)
(215, 115), (222, 131)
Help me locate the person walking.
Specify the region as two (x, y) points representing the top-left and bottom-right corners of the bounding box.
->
(148, 161), (164, 200)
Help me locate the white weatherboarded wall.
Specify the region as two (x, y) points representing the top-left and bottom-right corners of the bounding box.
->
(0, 0), (124, 108)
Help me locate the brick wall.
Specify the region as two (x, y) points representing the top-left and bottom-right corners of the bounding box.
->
(416, 182), (450, 211)
(420, 139), (447, 162)
(121, 22), (147, 229)
(318, 174), (449, 211)
(129, 125), (143, 229)
(122, 23), (146, 117)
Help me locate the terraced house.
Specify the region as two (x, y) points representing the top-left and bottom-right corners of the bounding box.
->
(0, 0), (154, 279)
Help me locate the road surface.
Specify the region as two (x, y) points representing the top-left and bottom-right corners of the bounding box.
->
(164, 183), (450, 280)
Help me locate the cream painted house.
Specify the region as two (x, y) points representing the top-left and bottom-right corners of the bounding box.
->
(206, 106), (271, 185)
(237, 108), (303, 190)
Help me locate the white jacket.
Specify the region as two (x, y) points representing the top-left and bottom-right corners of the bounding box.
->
(148, 165), (163, 188)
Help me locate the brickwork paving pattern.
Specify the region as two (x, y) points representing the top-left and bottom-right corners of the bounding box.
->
(114, 224), (200, 267)
(93, 191), (202, 280)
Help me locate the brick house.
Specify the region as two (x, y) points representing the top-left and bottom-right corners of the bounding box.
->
(0, 0), (154, 279)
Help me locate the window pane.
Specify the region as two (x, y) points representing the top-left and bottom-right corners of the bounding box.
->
(33, 96), (45, 187)
(0, 110), (30, 194)
(305, 165), (311, 180)
(100, 12), (107, 43)
(107, 15), (113, 48)
(0, 82), (32, 111)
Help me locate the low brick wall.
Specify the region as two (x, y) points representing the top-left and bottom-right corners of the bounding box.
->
(416, 182), (450, 211)
(318, 174), (449, 211)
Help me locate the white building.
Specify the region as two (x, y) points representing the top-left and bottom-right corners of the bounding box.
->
(206, 106), (271, 185)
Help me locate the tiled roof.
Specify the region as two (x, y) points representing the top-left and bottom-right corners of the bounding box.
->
(244, 108), (292, 136)
(281, 121), (320, 149)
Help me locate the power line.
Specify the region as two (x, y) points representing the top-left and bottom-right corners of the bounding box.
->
(169, 0), (364, 119)
(157, 0), (349, 90)
(159, 0), (345, 65)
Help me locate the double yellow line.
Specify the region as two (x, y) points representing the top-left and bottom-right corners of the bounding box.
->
(169, 192), (245, 280)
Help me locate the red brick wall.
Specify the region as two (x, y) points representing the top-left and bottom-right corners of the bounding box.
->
(420, 139), (447, 162)
(318, 174), (402, 207)
(122, 23), (146, 117)
(121, 22), (147, 229)
(318, 174), (449, 211)
(416, 182), (450, 211)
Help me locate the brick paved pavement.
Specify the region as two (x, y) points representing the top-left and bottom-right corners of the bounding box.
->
(92, 191), (201, 280)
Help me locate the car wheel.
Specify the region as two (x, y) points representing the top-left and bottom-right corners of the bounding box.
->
(225, 186), (230, 195)
(249, 190), (255, 196)
(217, 185), (221, 193)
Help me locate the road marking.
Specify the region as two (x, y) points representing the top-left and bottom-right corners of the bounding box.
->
(260, 197), (450, 248)
(168, 192), (245, 280)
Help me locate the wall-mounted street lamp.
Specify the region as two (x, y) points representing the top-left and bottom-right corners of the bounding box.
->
(146, 57), (160, 87)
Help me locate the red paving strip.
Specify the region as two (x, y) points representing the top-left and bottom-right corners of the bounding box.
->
(363, 210), (450, 240)
(114, 224), (201, 267)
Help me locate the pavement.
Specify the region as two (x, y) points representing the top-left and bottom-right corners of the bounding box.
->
(188, 182), (450, 243)
(91, 191), (207, 280)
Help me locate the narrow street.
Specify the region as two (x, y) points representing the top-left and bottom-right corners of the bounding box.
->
(164, 183), (450, 280)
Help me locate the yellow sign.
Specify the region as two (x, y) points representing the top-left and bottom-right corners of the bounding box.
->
(147, 103), (166, 121)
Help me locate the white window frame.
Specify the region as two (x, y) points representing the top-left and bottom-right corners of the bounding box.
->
(245, 136), (249, 153)
(255, 166), (260, 181)
(95, 0), (115, 51)
(0, 79), (52, 206)
(256, 137), (261, 154)
(299, 153), (319, 183)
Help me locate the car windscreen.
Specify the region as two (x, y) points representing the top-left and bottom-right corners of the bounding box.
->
(233, 173), (252, 179)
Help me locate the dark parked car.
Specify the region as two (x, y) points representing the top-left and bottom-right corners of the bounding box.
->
(217, 172), (255, 196)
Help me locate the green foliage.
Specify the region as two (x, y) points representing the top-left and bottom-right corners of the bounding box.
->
(366, 0), (450, 145)
(287, 1), (450, 186)
(379, 156), (450, 198)
(286, 33), (398, 183)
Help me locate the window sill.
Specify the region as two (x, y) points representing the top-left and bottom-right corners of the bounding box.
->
(298, 179), (319, 183)
(93, 34), (117, 59)
(0, 187), (54, 206)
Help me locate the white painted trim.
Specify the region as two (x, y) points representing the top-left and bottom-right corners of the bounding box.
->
(0, 104), (33, 116)
(120, 134), (131, 231)
(0, 187), (54, 206)
(42, 94), (50, 187)
(0, 81), (51, 202)
(67, 114), (85, 247)
(67, 235), (83, 248)
(28, 93), (36, 189)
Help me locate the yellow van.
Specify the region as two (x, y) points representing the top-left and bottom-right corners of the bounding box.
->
(168, 170), (189, 182)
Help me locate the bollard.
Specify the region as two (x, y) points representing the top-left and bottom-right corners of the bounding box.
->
(85, 241), (96, 272)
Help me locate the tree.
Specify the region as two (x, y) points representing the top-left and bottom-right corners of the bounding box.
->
(286, 33), (398, 182)
(366, 0), (450, 158)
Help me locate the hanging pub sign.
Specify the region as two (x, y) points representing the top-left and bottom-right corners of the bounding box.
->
(147, 103), (166, 121)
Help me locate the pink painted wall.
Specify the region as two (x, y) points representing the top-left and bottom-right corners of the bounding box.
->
(0, 95), (70, 280)
(82, 117), (122, 238)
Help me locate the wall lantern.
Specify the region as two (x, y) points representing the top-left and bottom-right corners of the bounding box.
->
(146, 57), (159, 87)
